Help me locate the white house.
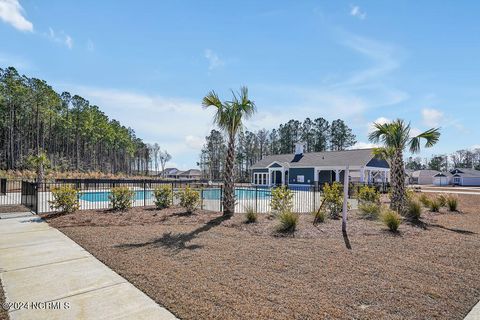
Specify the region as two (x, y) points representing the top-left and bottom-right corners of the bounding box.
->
(250, 144), (390, 188)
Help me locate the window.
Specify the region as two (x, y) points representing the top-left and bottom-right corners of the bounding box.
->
(297, 175), (305, 183)
(254, 173), (269, 185)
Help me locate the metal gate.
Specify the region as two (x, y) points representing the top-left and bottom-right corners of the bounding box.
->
(21, 181), (38, 213)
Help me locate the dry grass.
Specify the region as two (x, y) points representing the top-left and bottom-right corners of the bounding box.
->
(43, 194), (480, 320)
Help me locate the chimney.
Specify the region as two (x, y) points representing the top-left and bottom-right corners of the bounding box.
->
(295, 142), (305, 155)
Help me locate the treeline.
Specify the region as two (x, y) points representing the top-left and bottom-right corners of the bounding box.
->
(0, 66), (159, 174)
(406, 148), (480, 172)
(199, 118), (357, 181)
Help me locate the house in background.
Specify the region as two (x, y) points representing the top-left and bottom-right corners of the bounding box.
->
(177, 169), (202, 180)
(409, 170), (441, 185)
(250, 144), (390, 188)
(433, 168), (480, 186)
(159, 168), (201, 180)
(432, 172), (451, 186)
(160, 168), (182, 179)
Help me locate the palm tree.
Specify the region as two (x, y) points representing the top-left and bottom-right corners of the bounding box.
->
(202, 87), (256, 216)
(369, 119), (440, 214)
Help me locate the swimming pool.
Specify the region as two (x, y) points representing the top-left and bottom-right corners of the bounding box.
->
(78, 188), (271, 202)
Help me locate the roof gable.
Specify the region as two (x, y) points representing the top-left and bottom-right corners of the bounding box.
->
(251, 149), (387, 169)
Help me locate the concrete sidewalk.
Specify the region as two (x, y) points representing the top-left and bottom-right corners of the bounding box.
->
(0, 212), (177, 320)
(465, 301), (480, 320)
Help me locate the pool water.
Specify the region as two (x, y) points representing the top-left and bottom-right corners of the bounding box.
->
(79, 188), (271, 202)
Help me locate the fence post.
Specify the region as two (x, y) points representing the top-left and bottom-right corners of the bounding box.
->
(313, 185), (316, 212)
(34, 182), (39, 214)
(220, 185), (223, 212)
(255, 186), (258, 213)
(143, 180), (146, 207)
(171, 182), (174, 205)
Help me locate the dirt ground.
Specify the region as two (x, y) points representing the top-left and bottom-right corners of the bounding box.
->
(43, 194), (480, 320)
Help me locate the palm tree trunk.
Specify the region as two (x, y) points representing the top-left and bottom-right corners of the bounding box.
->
(390, 150), (407, 214)
(223, 134), (236, 215)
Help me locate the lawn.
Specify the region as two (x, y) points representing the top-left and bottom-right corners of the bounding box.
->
(43, 194), (480, 319)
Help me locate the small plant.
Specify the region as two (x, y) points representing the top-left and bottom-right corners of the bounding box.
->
(437, 194), (447, 207)
(312, 208), (326, 224)
(407, 200), (422, 220)
(49, 185), (79, 213)
(270, 185), (294, 215)
(109, 186), (134, 211)
(176, 186), (200, 214)
(244, 205), (258, 223)
(357, 185), (380, 204)
(323, 182), (344, 219)
(446, 195), (458, 212)
(358, 202), (381, 220)
(428, 199), (441, 212)
(381, 208), (401, 232)
(277, 210), (299, 232)
(153, 185), (173, 209)
(418, 193), (431, 207)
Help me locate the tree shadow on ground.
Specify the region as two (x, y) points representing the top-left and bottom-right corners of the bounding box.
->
(406, 219), (476, 235)
(115, 214), (232, 253)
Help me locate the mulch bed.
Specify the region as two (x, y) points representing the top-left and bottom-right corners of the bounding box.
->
(0, 278), (8, 320)
(43, 195), (480, 320)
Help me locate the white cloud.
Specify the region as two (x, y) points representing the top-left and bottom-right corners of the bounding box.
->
(185, 135), (204, 150)
(46, 27), (73, 49)
(204, 49), (225, 70)
(340, 34), (400, 86)
(367, 116), (390, 134)
(348, 142), (379, 149)
(0, 0), (33, 32)
(350, 5), (366, 20)
(64, 85), (217, 166)
(422, 108), (444, 127)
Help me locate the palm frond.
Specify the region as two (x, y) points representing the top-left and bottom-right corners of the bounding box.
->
(409, 127), (440, 153)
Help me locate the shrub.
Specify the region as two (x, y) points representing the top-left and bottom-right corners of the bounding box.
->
(244, 205), (258, 223)
(407, 200), (422, 220)
(428, 199), (441, 212)
(323, 182), (344, 219)
(446, 195), (458, 212)
(312, 208), (326, 224)
(109, 186), (134, 211)
(358, 202), (381, 220)
(405, 188), (417, 202)
(153, 185), (173, 209)
(381, 209), (402, 232)
(357, 185), (380, 204)
(270, 185), (294, 215)
(49, 185), (79, 213)
(277, 211), (298, 232)
(176, 186), (200, 214)
(418, 193), (431, 207)
(437, 194), (447, 207)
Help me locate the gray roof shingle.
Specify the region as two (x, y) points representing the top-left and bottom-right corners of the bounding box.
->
(251, 148), (384, 169)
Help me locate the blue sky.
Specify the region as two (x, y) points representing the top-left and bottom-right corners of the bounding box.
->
(1, 0), (479, 169)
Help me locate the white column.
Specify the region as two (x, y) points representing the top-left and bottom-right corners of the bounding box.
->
(335, 170), (340, 182)
(360, 167), (365, 183)
(267, 169), (271, 186)
(282, 169), (286, 186)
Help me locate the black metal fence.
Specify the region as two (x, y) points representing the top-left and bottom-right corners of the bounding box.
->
(0, 178), (390, 214)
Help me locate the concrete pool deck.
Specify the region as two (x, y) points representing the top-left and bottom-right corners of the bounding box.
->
(0, 211), (177, 320)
